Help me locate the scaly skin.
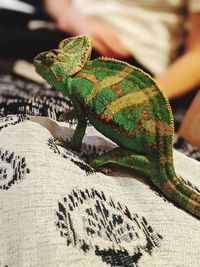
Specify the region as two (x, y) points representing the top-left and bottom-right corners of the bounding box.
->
(34, 35), (200, 218)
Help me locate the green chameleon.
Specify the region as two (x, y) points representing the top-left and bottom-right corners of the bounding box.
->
(34, 35), (200, 218)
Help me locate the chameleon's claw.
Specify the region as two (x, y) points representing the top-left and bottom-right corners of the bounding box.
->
(55, 138), (67, 148)
(87, 154), (113, 175)
(98, 166), (113, 175)
(59, 109), (71, 122)
(55, 138), (81, 151)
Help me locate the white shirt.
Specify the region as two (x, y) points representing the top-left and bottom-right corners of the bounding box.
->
(72, 0), (200, 75)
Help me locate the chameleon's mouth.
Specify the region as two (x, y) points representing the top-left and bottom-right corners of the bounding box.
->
(34, 51), (48, 61)
(34, 49), (59, 67)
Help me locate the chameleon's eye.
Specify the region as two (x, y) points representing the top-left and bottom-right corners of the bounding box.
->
(48, 49), (60, 59)
(47, 53), (55, 62)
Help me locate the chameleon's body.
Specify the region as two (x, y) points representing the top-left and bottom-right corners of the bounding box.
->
(34, 35), (200, 218)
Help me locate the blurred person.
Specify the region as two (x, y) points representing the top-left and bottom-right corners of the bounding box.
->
(44, 0), (200, 100)
(0, 0), (200, 101)
(0, 0), (62, 61)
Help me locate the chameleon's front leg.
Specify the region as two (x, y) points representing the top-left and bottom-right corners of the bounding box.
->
(58, 106), (87, 150)
(89, 147), (153, 177)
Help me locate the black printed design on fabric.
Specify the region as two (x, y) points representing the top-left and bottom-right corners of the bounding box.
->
(47, 138), (95, 175)
(0, 114), (28, 132)
(56, 188), (163, 267)
(0, 75), (73, 121)
(0, 149), (30, 190)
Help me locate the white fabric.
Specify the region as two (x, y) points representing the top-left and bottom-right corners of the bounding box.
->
(0, 115), (200, 267)
(0, 0), (35, 14)
(72, 0), (200, 75)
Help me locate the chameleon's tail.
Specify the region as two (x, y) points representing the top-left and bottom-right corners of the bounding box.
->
(89, 147), (200, 218)
(156, 167), (200, 218)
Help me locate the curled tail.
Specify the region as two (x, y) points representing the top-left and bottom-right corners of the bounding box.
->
(155, 166), (200, 218)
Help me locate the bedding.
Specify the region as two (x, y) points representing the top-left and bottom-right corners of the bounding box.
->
(0, 74), (199, 267)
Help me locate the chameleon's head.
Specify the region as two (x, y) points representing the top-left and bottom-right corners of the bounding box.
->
(33, 35), (92, 88)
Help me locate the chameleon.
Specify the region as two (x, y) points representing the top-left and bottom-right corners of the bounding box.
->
(34, 35), (200, 218)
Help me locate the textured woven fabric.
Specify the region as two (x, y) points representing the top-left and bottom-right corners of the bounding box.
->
(0, 74), (200, 267)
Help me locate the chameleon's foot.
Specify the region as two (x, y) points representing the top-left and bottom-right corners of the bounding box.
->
(59, 109), (71, 122)
(55, 138), (80, 151)
(98, 166), (113, 175)
(87, 154), (113, 175)
(55, 138), (68, 148)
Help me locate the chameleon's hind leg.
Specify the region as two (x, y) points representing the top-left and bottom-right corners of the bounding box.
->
(89, 147), (153, 177)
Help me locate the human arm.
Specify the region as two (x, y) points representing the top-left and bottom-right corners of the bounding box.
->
(43, 0), (129, 58)
(156, 13), (200, 99)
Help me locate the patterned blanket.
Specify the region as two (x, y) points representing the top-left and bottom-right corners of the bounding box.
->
(0, 74), (200, 267)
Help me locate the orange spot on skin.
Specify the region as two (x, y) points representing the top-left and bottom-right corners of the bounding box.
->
(140, 111), (148, 120)
(55, 75), (61, 82)
(111, 84), (123, 94)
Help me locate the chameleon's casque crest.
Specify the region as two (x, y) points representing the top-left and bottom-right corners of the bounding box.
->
(34, 35), (92, 83)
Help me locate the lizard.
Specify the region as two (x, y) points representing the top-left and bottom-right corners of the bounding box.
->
(33, 35), (200, 218)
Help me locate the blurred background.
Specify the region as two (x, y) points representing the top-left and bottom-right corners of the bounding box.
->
(0, 0), (199, 151)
